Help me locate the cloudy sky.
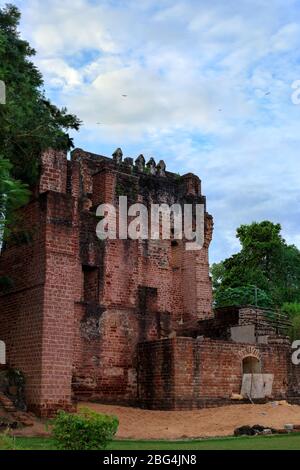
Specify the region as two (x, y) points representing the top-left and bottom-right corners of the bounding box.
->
(8, 0), (300, 262)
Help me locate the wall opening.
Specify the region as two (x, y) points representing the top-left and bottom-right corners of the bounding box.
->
(242, 356), (261, 374)
(171, 240), (181, 270)
(83, 266), (99, 303)
(0, 341), (6, 365)
(138, 286), (158, 314)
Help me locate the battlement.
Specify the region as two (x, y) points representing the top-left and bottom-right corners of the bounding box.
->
(39, 148), (203, 205)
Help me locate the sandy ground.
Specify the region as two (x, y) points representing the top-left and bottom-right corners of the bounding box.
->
(10, 402), (300, 439)
(80, 402), (300, 440)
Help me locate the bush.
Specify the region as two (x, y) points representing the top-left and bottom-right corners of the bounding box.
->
(282, 302), (300, 340)
(282, 302), (300, 318)
(52, 408), (119, 450)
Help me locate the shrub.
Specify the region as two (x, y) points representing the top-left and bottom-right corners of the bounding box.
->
(52, 408), (119, 450)
(282, 302), (300, 340)
(282, 302), (300, 318)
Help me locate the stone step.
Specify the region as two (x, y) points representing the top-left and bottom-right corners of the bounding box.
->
(0, 392), (17, 412)
(11, 411), (34, 427)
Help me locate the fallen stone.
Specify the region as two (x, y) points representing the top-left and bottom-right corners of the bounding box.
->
(262, 429), (272, 435)
(284, 424), (294, 432)
(234, 424), (278, 436)
(275, 429), (289, 434)
(234, 426), (256, 436)
(252, 424), (266, 434)
(231, 393), (244, 401)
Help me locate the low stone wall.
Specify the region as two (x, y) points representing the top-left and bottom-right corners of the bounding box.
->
(137, 337), (291, 409)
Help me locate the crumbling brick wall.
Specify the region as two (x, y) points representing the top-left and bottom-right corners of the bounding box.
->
(0, 199), (46, 413)
(138, 336), (291, 409)
(0, 147), (214, 415)
(70, 149), (214, 405)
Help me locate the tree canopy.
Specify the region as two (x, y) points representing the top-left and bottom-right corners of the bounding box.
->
(0, 4), (81, 241)
(211, 221), (300, 308)
(0, 3), (80, 186)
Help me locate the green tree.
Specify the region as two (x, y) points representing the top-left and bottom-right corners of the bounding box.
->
(214, 285), (273, 309)
(0, 4), (81, 246)
(0, 4), (81, 186)
(0, 156), (30, 239)
(212, 221), (300, 307)
(210, 261), (226, 293)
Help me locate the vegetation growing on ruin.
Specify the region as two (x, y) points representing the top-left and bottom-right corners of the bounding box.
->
(282, 302), (300, 340)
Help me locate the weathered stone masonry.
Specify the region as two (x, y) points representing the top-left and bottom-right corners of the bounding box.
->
(0, 147), (299, 416)
(0, 148), (212, 415)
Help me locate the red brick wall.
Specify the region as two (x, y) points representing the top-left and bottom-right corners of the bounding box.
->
(0, 199), (46, 410)
(0, 189), (81, 416)
(137, 339), (175, 409)
(1, 148), (296, 414)
(289, 361), (300, 400)
(38, 191), (81, 416)
(138, 337), (290, 409)
(1, 148), (216, 413)
(39, 149), (67, 194)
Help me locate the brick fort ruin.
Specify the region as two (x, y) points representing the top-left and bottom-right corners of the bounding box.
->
(0, 148), (299, 416)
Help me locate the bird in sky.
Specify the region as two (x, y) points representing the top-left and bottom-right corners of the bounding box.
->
(122, 94), (128, 97)
(265, 91), (271, 95)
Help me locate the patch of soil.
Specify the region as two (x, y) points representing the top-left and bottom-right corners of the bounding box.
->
(0, 407), (49, 437)
(8, 401), (300, 440)
(80, 402), (300, 440)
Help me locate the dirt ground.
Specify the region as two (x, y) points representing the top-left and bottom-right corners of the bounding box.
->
(82, 402), (300, 439)
(11, 402), (300, 439)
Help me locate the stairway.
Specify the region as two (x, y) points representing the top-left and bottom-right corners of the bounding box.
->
(0, 392), (16, 412)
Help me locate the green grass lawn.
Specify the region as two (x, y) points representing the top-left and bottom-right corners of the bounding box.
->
(1, 433), (300, 450)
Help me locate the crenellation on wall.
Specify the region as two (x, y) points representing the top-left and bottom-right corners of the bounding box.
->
(39, 149), (68, 194)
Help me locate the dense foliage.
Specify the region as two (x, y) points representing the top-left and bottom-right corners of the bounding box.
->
(0, 156), (30, 239)
(211, 221), (300, 309)
(0, 4), (80, 242)
(214, 285), (273, 309)
(52, 408), (119, 451)
(0, 4), (80, 185)
(282, 302), (300, 341)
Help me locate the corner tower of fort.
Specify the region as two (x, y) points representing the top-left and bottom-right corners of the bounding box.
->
(0, 148), (213, 416)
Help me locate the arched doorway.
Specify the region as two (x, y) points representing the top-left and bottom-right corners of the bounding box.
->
(242, 356), (261, 374)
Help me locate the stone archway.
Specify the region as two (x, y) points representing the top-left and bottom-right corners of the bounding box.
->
(242, 356), (261, 374)
(239, 352), (274, 399)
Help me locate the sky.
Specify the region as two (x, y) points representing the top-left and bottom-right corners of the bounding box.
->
(6, 0), (300, 262)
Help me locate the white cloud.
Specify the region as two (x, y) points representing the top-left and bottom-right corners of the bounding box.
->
(13, 0), (300, 261)
(271, 22), (300, 51)
(38, 58), (82, 90)
(21, 0), (117, 57)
